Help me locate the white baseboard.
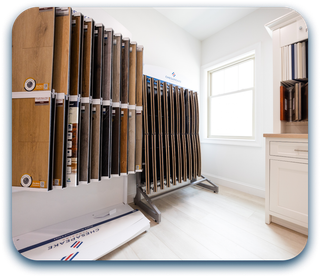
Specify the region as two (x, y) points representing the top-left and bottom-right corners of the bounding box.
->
(201, 172), (265, 198)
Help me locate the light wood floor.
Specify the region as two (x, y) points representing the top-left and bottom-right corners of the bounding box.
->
(99, 183), (308, 261)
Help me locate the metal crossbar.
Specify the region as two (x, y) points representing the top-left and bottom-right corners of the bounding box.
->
(134, 173), (219, 223)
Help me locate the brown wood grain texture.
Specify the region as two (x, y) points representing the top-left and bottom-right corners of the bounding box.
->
(52, 8), (72, 188)
(127, 42), (137, 173)
(70, 13), (83, 96)
(135, 46), (143, 171)
(12, 7), (55, 92)
(79, 19), (93, 182)
(111, 34), (122, 175)
(163, 82), (171, 187)
(81, 20), (93, 97)
(101, 28), (113, 177)
(180, 87), (187, 182)
(91, 104), (101, 179)
(175, 86), (182, 183)
(91, 24), (104, 180)
(150, 79), (157, 192)
(157, 81), (164, 189)
(194, 92), (201, 176)
(12, 8), (55, 189)
(102, 28), (113, 100)
(185, 89), (193, 180)
(169, 84), (176, 186)
(12, 98), (52, 188)
(142, 75), (150, 194)
(120, 38), (130, 174)
(189, 90), (197, 179)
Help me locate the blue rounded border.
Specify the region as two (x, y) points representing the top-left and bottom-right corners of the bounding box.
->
(1, 1), (319, 275)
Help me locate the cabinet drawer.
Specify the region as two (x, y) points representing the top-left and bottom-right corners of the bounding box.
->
(270, 141), (308, 159)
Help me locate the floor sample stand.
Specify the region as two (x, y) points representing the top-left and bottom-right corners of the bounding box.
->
(134, 172), (219, 223)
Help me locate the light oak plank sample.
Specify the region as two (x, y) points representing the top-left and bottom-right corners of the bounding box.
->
(12, 7), (55, 190)
(12, 7), (55, 92)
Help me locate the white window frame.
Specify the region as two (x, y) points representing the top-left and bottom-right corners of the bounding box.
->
(200, 43), (263, 147)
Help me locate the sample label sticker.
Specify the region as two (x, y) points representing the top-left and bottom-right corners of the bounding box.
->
(24, 78), (36, 91)
(54, 179), (61, 186)
(20, 174), (32, 187)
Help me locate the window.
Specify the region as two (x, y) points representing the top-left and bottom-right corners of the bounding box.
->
(207, 52), (255, 140)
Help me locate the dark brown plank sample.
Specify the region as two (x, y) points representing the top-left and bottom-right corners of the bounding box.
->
(189, 90), (197, 179)
(194, 92), (202, 177)
(91, 24), (104, 181)
(163, 82), (171, 187)
(157, 81), (164, 189)
(175, 86), (182, 183)
(180, 87), (187, 182)
(12, 7), (55, 190)
(185, 89), (193, 180)
(111, 33), (122, 176)
(142, 75), (150, 194)
(169, 84), (176, 186)
(101, 28), (113, 178)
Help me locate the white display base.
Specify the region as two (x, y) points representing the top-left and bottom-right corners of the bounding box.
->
(13, 203), (150, 261)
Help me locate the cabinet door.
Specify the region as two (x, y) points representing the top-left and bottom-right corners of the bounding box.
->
(269, 160), (308, 224)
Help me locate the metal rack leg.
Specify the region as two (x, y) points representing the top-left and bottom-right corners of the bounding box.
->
(134, 173), (161, 223)
(190, 175), (219, 193)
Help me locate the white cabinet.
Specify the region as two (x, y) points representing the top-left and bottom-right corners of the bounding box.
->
(264, 135), (308, 233)
(279, 18), (308, 47)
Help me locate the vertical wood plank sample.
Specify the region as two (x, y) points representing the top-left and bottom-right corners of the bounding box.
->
(163, 82), (171, 187)
(169, 84), (176, 186)
(194, 92), (202, 177)
(157, 81), (164, 189)
(79, 19), (94, 183)
(52, 7), (72, 188)
(111, 33), (122, 176)
(150, 79), (157, 192)
(142, 75), (150, 194)
(68, 12), (83, 186)
(91, 24), (104, 181)
(180, 87), (187, 182)
(120, 38), (130, 175)
(135, 46), (144, 173)
(12, 7), (55, 93)
(128, 42), (137, 173)
(175, 86), (182, 183)
(12, 7), (55, 189)
(185, 89), (193, 180)
(189, 90), (197, 179)
(101, 28), (113, 178)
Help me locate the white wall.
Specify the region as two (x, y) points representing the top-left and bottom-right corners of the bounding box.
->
(199, 8), (291, 197)
(12, 8), (201, 237)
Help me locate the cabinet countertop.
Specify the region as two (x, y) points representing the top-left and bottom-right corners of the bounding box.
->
(263, 133), (308, 139)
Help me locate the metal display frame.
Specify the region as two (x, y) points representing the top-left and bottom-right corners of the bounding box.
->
(134, 172), (218, 223)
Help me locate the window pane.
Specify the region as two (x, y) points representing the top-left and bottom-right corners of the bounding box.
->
(224, 64), (238, 93)
(210, 70), (224, 96)
(239, 59), (254, 90)
(210, 90), (253, 137)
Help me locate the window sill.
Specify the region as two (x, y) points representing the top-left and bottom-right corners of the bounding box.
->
(200, 137), (263, 147)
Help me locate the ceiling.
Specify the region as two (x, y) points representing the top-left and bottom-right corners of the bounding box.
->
(154, 7), (259, 41)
